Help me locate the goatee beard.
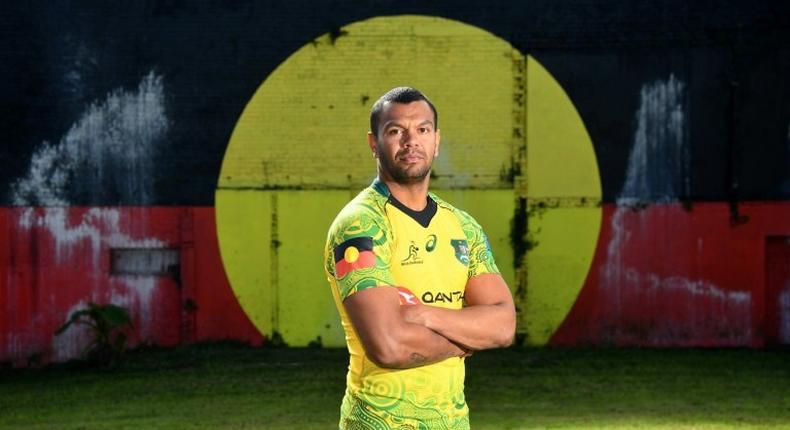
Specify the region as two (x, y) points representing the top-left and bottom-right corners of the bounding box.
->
(380, 156), (431, 185)
(391, 167), (430, 184)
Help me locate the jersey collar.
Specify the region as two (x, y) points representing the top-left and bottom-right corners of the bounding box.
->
(371, 177), (390, 198)
(370, 177), (454, 212)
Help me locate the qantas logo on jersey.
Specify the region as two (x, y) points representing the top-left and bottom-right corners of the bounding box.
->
(396, 287), (463, 304)
(421, 290), (464, 304)
(396, 287), (419, 305)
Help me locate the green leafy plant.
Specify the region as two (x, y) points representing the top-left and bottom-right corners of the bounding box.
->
(55, 302), (133, 365)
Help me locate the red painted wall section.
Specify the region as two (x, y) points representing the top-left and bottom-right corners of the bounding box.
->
(765, 237), (790, 345)
(190, 208), (264, 344)
(2, 202), (788, 364)
(0, 209), (10, 360)
(550, 202), (790, 347)
(0, 207), (262, 366)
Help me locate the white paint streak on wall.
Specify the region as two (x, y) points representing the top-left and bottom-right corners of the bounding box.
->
(601, 207), (628, 312)
(18, 207), (168, 360)
(19, 207), (165, 265)
(51, 300), (91, 362)
(10, 71), (167, 206)
(8, 71), (170, 360)
(61, 40), (96, 102)
(18, 207), (36, 229)
(648, 276), (751, 303)
(109, 276), (157, 336)
(618, 74), (686, 206)
(599, 75), (751, 342)
(604, 75), (688, 290)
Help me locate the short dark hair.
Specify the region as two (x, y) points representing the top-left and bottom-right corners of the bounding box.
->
(369, 87), (438, 136)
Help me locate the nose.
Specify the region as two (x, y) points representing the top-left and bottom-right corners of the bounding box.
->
(401, 128), (418, 148)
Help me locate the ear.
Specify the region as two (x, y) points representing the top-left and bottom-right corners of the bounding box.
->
(367, 131), (378, 158)
(434, 128), (441, 157)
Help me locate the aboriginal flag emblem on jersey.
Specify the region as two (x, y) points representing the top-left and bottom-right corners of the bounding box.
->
(334, 237), (376, 278)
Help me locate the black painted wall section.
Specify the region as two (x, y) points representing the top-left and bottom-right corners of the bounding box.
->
(1, 0), (788, 205)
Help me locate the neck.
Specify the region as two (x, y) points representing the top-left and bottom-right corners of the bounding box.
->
(379, 175), (430, 211)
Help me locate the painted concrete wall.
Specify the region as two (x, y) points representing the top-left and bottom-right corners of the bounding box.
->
(2, 3), (789, 364)
(0, 207), (263, 366)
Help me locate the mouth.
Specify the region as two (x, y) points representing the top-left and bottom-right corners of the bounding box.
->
(398, 152), (424, 163)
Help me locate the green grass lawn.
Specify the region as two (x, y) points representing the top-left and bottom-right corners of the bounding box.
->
(1, 344), (788, 429)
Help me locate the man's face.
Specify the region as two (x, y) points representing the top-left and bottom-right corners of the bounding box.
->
(368, 100), (441, 185)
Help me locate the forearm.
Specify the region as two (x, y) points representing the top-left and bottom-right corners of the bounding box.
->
(408, 303), (515, 351)
(343, 286), (468, 369)
(369, 320), (467, 369)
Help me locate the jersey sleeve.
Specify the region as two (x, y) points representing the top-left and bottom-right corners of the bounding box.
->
(455, 209), (500, 279)
(325, 208), (396, 300)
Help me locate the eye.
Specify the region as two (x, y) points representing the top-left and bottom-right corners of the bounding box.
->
(387, 128), (402, 136)
(418, 127), (430, 134)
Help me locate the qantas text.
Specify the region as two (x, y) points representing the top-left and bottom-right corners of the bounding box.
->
(421, 291), (464, 304)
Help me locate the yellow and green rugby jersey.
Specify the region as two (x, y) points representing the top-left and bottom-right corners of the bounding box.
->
(324, 179), (499, 430)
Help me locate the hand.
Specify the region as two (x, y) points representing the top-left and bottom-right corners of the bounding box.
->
(402, 304), (471, 359)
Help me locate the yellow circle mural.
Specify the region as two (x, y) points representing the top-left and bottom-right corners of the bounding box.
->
(216, 15), (602, 346)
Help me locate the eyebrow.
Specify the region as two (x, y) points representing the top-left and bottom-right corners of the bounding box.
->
(382, 119), (435, 129)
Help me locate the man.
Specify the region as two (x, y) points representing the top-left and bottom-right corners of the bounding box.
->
(324, 87), (516, 430)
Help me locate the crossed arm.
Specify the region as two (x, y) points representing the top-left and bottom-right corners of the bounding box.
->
(343, 273), (516, 369)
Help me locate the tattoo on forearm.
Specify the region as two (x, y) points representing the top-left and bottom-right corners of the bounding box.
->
(408, 352), (427, 365)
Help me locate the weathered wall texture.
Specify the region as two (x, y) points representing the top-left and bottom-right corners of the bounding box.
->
(0, 207), (263, 365)
(1, 2), (789, 364)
